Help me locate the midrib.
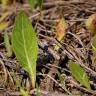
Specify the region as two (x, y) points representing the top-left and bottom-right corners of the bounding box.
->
(21, 16), (32, 72)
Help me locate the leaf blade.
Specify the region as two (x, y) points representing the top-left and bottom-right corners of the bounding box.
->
(4, 32), (12, 57)
(12, 11), (38, 88)
(69, 61), (91, 90)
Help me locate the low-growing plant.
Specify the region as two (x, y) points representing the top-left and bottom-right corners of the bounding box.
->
(69, 61), (91, 90)
(12, 11), (38, 88)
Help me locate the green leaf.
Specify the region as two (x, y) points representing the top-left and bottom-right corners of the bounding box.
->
(20, 88), (28, 96)
(28, 0), (35, 8)
(28, 0), (43, 9)
(92, 35), (96, 52)
(36, 84), (41, 96)
(12, 11), (38, 88)
(4, 32), (12, 57)
(69, 61), (91, 90)
(36, 0), (43, 8)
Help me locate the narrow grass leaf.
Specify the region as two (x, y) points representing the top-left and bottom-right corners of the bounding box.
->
(4, 32), (12, 57)
(69, 61), (91, 90)
(12, 11), (38, 88)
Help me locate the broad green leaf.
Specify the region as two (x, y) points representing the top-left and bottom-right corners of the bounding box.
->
(4, 32), (12, 57)
(69, 61), (91, 90)
(92, 35), (96, 52)
(28, 0), (35, 8)
(12, 11), (38, 88)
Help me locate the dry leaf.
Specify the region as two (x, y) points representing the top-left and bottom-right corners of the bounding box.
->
(55, 18), (68, 41)
(0, 12), (10, 22)
(85, 14), (96, 36)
